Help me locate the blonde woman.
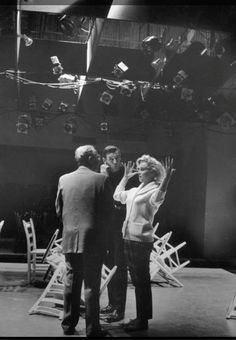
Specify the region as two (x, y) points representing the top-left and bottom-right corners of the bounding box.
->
(113, 155), (175, 332)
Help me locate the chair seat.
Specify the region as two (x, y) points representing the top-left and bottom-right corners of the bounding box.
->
(31, 248), (46, 255)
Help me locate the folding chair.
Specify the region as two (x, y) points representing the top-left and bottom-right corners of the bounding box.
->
(43, 241), (64, 281)
(100, 264), (118, 295)
(43, 237), (63, 281)
(28, 261), (66, 317)
(22, 218), (59, 283)
(226, 292), (236, 319)
(29, 261), (117, 319)
(152, 231), (173, 256)
(150, 235), (190, 287)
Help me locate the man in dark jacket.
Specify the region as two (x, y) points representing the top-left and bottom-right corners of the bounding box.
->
(100, 145), (139, 323)
(55, 145), (113, 337)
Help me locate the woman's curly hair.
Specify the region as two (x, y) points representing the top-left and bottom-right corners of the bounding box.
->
(136, 154), (166, 184)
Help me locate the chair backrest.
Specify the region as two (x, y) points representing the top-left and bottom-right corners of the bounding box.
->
(22, 219), (37, 254)
(41, 229), (59, 263)
(0, 220), (4, 235)
(29, 218), (37, 245)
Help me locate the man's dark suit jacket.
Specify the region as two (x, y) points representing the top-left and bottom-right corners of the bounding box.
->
(55, 166), (113, 254)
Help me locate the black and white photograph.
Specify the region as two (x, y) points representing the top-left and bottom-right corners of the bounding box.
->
(0, 2), (236, 338)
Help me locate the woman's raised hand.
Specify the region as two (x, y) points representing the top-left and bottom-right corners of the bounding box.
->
(162, 156), (175, 179)
(124, 161), (136, 179)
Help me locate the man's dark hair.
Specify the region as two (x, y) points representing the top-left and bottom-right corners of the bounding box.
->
(102, 145), (121, 158)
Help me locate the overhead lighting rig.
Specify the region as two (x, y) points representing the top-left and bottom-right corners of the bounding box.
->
(41, 98), (53, 111)
(112, 61), (129, 78)
(64, 116), (77, 134)
(120, 82), (137, 97)
(16, 114), (31, 134)
(50, 56), (64, 75)
(21, 34), (33, 47)
(99, 91), (113, 105)
(58, 15), (89, 37)
(58, 102), (69, 113)
(141, 36), (163, 56)
(100, 122), (109, 133)
(34, 114), (45, 128)
(58, 73), (78, 83)
(28, 95), (37, 111)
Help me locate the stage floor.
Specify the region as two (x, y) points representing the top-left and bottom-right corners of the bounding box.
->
(0, 263), (236, 337)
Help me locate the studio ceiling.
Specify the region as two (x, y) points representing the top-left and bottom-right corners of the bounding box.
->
(1, 3), (236, 136)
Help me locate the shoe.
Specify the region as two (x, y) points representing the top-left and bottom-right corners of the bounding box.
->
(122, 318), (136, 326)
(123, 318), (148, 332)
(103, 309), (124, 323)
(100, 304), (114, 314)
(87, 329), (110, 337)
(63, 328), (75, 335)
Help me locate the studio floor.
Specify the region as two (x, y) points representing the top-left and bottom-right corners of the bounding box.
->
(0, 263), (236, 338)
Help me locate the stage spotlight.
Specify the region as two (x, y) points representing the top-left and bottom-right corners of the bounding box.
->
(183, 41), (206, 58)
(16, 114), (31, 134)
(207, 96), (216, 106)
(181, 88), (194, 101)
(58, 102), (69, 112)
(22, 34), (33, 47)
(34, 115), (45, 128)
(28, 95), (37, 111)
(41, 98), (53, 111)
(120, 82), (137, 97)
(99, 91), (113, 105)
(112, 62), (129, 78)
(58, 73), (78, 83)
(216, 112), (236, 130)
(173, 70), (188, 88)
(214, 40), (227, 59)
(64, 116), (77, 134)
(58, 15), (87, 37)
(59, 15), (75, 36)
(100, 122), (108, 133)
(139, 108), (150, 120)
(50, 56), (64, 75)
(151, 56), (167, 72)
(141, 36), (163, 56)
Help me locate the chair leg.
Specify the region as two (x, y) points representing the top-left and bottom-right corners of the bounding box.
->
(43, 265), (53, 281)
(32, 254), (36, 281)
(27, 256), (31, 284)
(226, 293), (236, 319)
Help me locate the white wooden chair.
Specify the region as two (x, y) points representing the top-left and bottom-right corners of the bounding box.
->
(100, 264), (118, 296)
(28, 261), (117, 319)
(150, 233), (190, 287)
(226, 292), (236, 319)
(43, 237), (63, 281)
(152, 231), (173, 256)
(29, 261), (65, 317)
(22, 218), (59, 283)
